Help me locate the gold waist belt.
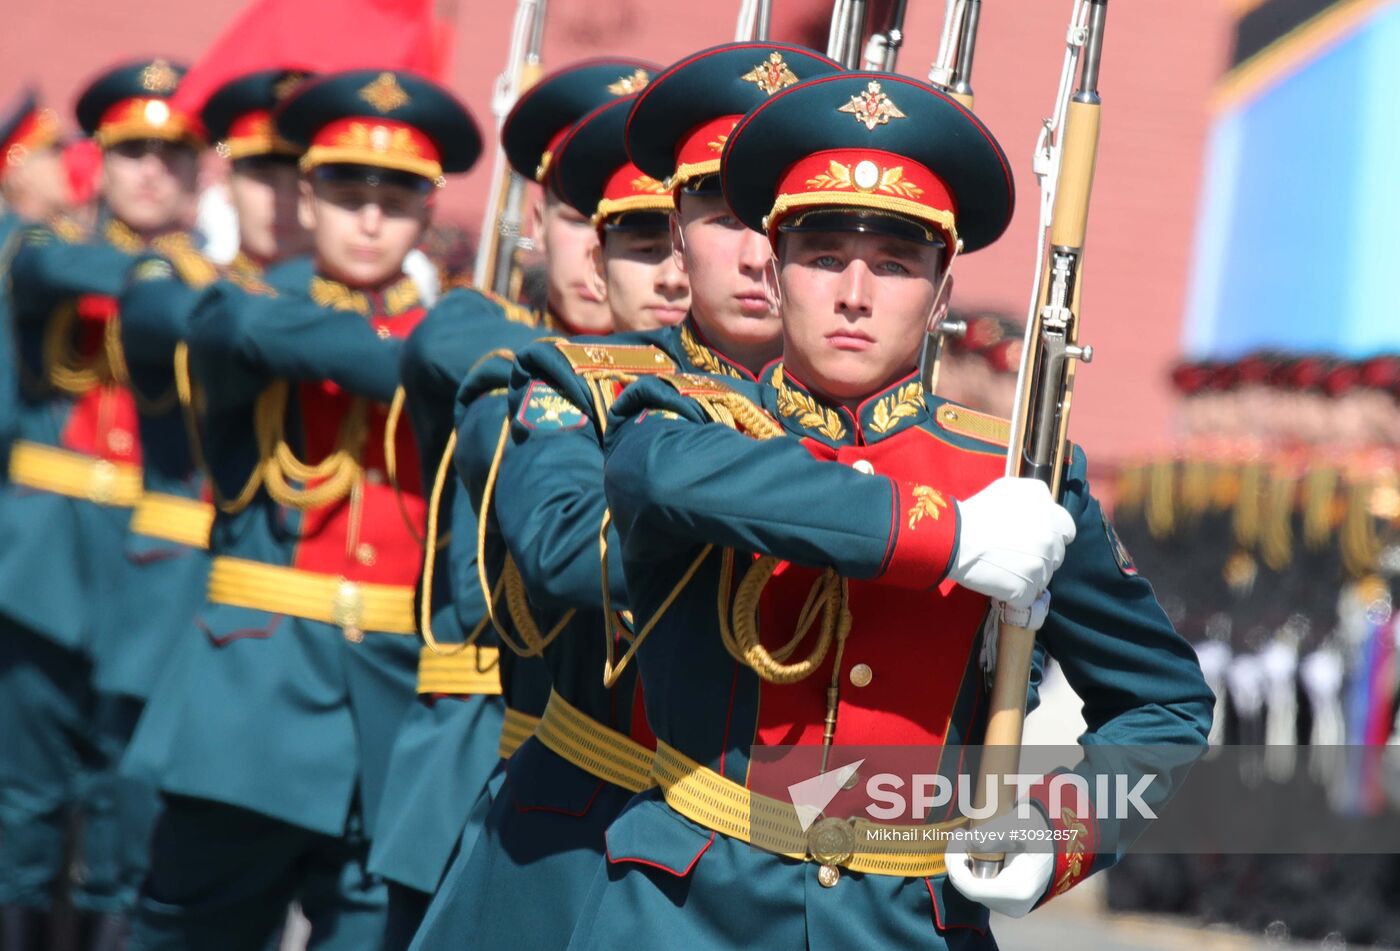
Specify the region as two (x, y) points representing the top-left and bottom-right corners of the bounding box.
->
(651, 740), (965, 879)
(533, 689), (654, 794)
(130, 492), (214, 549)
(416, 645), (503, 696)
(499, 707), (541, 760)
(207, 556), (416, 640)
(8, 441), (142, 507)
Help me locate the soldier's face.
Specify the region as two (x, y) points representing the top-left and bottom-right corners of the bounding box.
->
(229, 157), (312, 264)
(672, 191), (778, 360)
(0, 146), (69, 222)
(599, 225), (689, 333)
(775, 230), (946, 403)
(300, 175), (430, 288)
(101, 140), (197, 234)
(533, 193), (610, 333)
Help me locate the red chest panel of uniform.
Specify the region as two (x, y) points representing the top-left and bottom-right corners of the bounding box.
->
(290, 307), (426, 586)
(751, 427), (1005, 751)
(59, 294), (141, 466)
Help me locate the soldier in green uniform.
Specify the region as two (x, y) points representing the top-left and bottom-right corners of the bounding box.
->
(125, 69), (480, 949)
(109, 68), (316, 916)
(368, 57), (657, 950)
(564, 71), (1213, 950)
(0, 89), (69, 465)
(411, 42), (843, 951)
(0, 59), (201, 946)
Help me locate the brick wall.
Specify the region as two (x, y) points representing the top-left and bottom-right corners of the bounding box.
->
(2, 0), (1234, 461)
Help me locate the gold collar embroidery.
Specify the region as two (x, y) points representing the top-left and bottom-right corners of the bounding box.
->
(771, 364), (846, 442)
(679, 323), (743, 379)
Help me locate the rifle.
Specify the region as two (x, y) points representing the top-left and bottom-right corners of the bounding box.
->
(472, 0), (548, 297)
(920, 0), (983, 396)
(928, 0), (982, 109)
(826, 0), (870, 69)
(861, 0), (909, 71)
(734, 0), (772, 41)
(969, 0), (1108, 877)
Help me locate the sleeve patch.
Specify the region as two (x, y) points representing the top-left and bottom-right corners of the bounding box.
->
(1102, 513), (1137, 577)
(517, 380), (587, 431)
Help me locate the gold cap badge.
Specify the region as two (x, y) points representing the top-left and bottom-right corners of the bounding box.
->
(839, 81), (907, 131)
(140, 59), (179, 94)
(273, 71), (307, 102)
(741, 52), (799, 95)
(608, 68), (651, 96)
(359, 72), (410, 113)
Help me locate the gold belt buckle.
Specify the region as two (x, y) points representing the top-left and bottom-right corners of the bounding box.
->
(807, 816), (856, 888)
(89, 460), (117, 504)
(333, 578), (365, 642)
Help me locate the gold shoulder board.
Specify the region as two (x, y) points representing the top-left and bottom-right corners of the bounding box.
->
(934, 403), (1010, 447)
(50, 216), (86, 244)
(151, 234), (220, 288)
(480, 289), (539, 327)
(659, 373), (783, 439)
(659, 372), (741, 399)
(554, 342), (677, 377)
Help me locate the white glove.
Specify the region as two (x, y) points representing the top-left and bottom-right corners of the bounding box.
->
(945, 803), (1055, 918)
(948, 478), (1076, 609)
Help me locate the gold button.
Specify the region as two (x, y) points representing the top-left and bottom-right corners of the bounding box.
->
(365, 468), (386, 486)
(354, 543), (377, 566)
(817, 865), (840, 888)
(849, 663), (873, 688)
(89, 460), (117, 504)
(107, 430), (134, 455)
(852, 459), (875, 475)
(332, 579), (365, 643)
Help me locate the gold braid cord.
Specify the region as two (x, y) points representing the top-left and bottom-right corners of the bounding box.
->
(383, 386), (426, 546)
(418, 430), (501, 655)
(174, 342), (263, 514)
(255, 380), (368, 511)
(474, 416), (566, 658)
(103, 313), (177, 414)
(718, 549), (854, 685)
(502, 557), (575, 656)
(43, 301), (108, 395)
(613, 374), (850, 686)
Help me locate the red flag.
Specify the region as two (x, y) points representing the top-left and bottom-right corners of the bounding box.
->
(171, 0), (451, 120)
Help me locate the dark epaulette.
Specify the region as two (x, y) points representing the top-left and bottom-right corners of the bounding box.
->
(150, 232), (220, 289)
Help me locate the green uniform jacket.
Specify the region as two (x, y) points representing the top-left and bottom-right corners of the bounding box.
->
(132, 267), (429, 838)
(0, 219), (150, 651)
(571, 365), (1214, 951)
(368, 286), (546, 893)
